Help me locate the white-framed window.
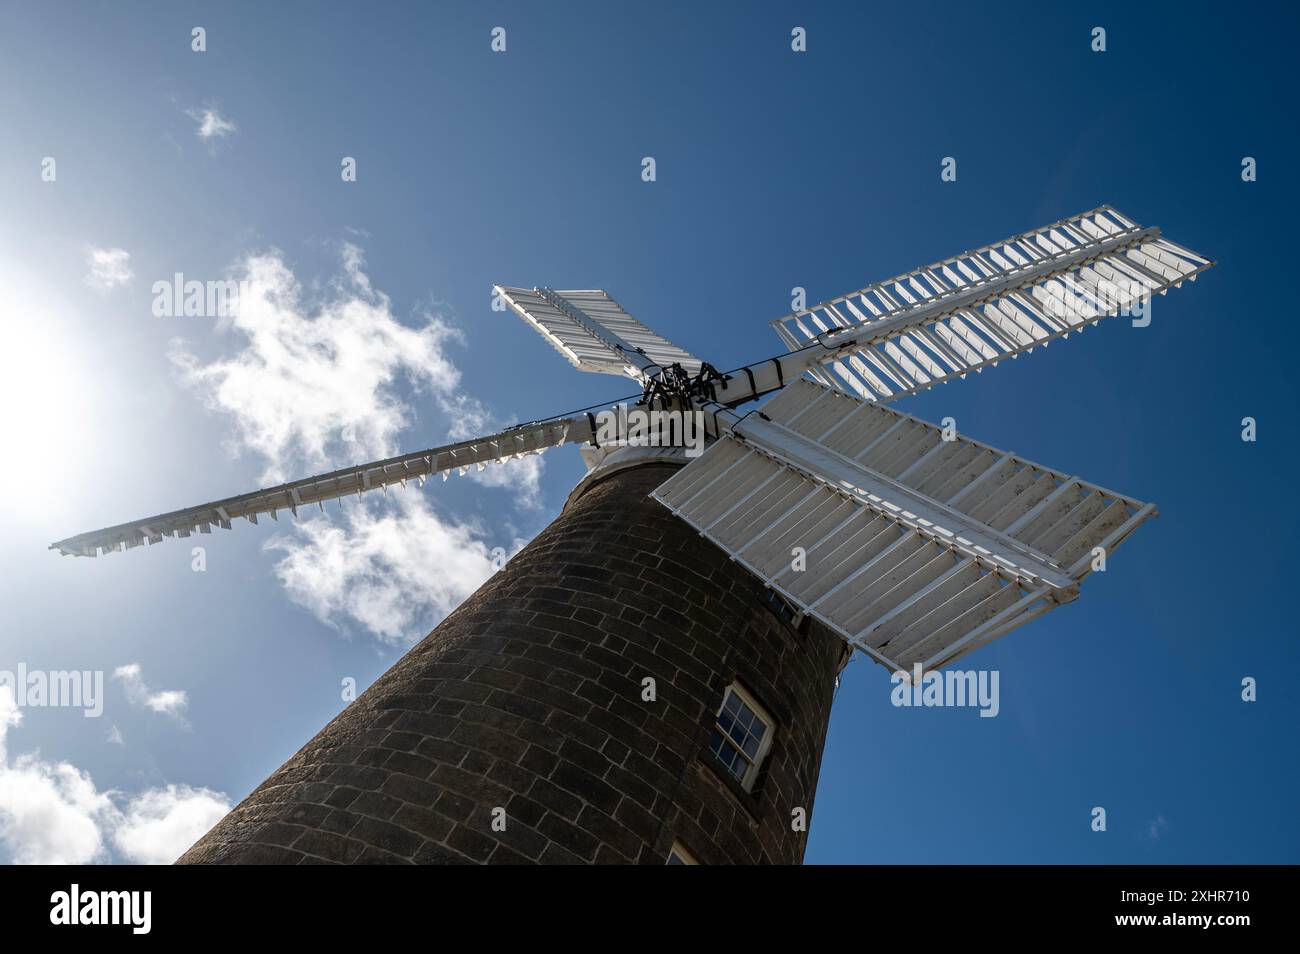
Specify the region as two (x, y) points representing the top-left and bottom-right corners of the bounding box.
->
(763, 588), (808, 633)
(708, 682), (775, 792)
(666, 841), (698, 865)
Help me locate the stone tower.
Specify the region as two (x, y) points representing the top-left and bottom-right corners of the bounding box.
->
(179, 453), (848, 865)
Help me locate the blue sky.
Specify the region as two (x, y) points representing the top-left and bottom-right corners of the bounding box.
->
(0, 1), (1295, 863)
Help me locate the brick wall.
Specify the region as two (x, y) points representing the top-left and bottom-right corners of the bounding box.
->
(179, 462), (845, 865)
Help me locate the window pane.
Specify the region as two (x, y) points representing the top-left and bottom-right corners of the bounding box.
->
(710, 728), (746, 781)
(737, 706), (757, 732)
(708, 728), (727, 760)
(725, 747), (745, 779)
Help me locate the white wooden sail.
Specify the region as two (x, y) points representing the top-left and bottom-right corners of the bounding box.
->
(770, 206), (1213, 402)
(652, 379), (1155, 672)
(50, 417), (586, 558)
(496, 286), (703, 379)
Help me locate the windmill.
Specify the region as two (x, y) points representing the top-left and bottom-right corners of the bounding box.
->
(52, 205), (1212, 865)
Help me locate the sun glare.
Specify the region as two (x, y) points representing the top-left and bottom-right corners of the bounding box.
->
(0, 272), (101, 518)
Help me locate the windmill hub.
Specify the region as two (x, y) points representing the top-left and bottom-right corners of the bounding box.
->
(639, 360), (729, 408)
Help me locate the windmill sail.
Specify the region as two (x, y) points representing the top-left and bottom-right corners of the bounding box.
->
(652, 378), (1154, 672)
(49, 417), (587, 558)
(496, 286), (703, 379)
(771, 206), (1213, 402)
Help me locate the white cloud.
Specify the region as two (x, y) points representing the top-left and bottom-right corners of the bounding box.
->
(113, 664), (188, 722)
(1148, 814), (1168, 840)
(0, 688), (113, 863)
(113, 785), (231, 865)
(189, 107), (236, 140)
(172, 244), (545, 642)
(171, 245), (477, 484)
(465, 454), (544, 505)
(85, 247), (133, 292)
(0, 687), (229, 864)
(432, 387), (546, 508)
(107, 724), (124, 746)
(267, 491), (523, 646)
